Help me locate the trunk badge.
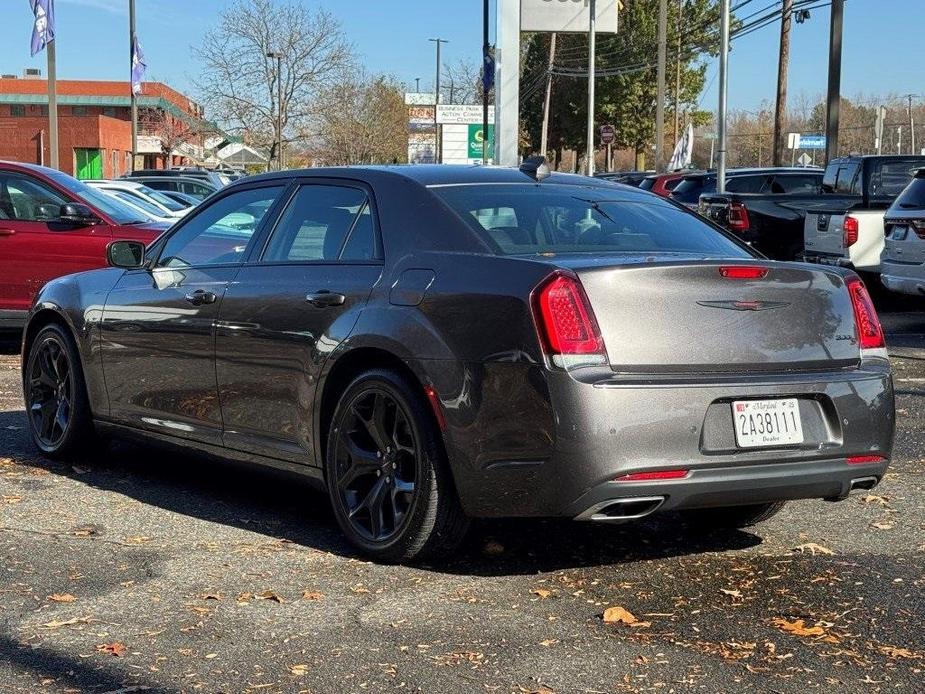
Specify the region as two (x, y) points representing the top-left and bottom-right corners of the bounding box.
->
(697, 300), (790, 312)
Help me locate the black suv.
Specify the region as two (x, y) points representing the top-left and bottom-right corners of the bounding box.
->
(669, 168), (822, 210)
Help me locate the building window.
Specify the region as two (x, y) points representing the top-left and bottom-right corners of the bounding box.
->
(10, 105), (25, 117)
(35, 105), (48, 116)
(72, 106), (89, 116)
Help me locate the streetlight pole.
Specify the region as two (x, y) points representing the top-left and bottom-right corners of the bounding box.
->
(429, 38), (448, 164)
(716, 0), (730, 193)
(586, 0), (596, 176)
(129, 0), (137, 172)
(266, 50), (285, 170)
(415, 77), (421, 92)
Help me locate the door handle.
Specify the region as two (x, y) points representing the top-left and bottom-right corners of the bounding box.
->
(305, 290), (346, 308)
(0, 228), (15, 237)
(184, 289), (217, 306)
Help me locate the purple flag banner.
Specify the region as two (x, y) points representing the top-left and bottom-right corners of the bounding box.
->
(131, 35), (146, 95)
(30, 0), (55, 56)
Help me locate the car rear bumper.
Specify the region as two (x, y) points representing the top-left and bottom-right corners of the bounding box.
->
(448, 362), (894, 519)
(881, 263), (925, 296)
(804, 251), (853, 268)
(0, 309), (27, 332)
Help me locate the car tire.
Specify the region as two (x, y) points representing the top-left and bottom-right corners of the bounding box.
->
(324, 368), (469, 562)
(681, 501), (786, 529)
(23, 323), (97, 459)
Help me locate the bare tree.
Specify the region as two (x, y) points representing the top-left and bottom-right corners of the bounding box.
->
(441, 58), (493, 106)
(193, 0), (352, 170)
(139, 108), (208, 167)
(310, 68), (408, 166)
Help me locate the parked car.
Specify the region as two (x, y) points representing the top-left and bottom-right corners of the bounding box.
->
(697, 168), (825, 259)
(93, 187), (176, 225)
(594, 170), (653, 187)
(123, 167), (229, 189)
(21, 164), (893, 562)
(126, 175), (217, 201)
(0, 161), (168, 331)
(639, 171), (697, 198)
(84, 180), (191, 219)
(157, 190), (202, 209)
(670, 167), (820, 211)
(880, 168), (925, 297)
(803, 155), (925, 273)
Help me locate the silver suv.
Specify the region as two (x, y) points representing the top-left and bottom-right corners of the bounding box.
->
(881, 169), (925, 297)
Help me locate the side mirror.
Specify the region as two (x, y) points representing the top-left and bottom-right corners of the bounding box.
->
(107, 240), (146, 269)
(59, 202), (100, 226)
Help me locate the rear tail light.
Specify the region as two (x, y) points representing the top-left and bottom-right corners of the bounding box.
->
(843, 216), (859, 247)
(533, 272), (607, 367)
(727, 201), (751, 232)
(615, 469), (689, 482)
(912, 219), (925, 239)
(719, 265), (769, 279)
(846, 276), (885, 351)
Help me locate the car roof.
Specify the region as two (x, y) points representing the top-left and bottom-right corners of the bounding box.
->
(679, 167), (822, 180)
(130, 175), (216, 186)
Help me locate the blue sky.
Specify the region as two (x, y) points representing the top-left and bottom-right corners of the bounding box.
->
(1, 0), (920, 113)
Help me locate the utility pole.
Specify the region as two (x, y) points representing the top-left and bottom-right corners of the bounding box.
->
(824, 0), (844, 163)
(655, 0), (667, 172)
(772, 0), (792, 167)
(47, 32), (58, 169)
(716, 0), (730, 193)
(482, 0), (490, 164)
(540, 33), (557, 158)
(429, 38), (448, 164)
(129, 0), (137, 171)
(673, 0), (682, 147)
(266, 51), (285, 170)
(586, 0), (596, 175)
(907, 94), (916, 155)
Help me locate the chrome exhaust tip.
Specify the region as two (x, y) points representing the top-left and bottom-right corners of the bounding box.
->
(849, 476), (879, 492)
(575, 496), (666, 522)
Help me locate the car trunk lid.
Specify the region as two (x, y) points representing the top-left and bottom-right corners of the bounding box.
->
(571, 260), (860, 373)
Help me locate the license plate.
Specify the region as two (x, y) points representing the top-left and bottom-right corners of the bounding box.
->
(891, 226), (908, 241)
(733, 399), (804, 448)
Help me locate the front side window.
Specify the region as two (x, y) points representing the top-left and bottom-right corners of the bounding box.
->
(434, 184), (751, 257)
(263, 184), (378, 262)
(0, 174), (67, 221)
(156, 186), (283, 268)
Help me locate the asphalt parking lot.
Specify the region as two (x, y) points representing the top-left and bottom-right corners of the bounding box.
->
(1, 311), (923, 693)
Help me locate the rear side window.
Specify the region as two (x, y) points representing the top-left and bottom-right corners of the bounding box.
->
(433, 184), (750, 258)
(770, 174), (822, 194)
(870, 160), (922, 198)
(263, 184), (379, 262)
(893, 175), (925, 210)
(638, 177), (656, 191)
(824, 161), (860, 194)
(670, 176), (710, 203)
(726, 175), (768, 194)
(664, 177), (683, 191)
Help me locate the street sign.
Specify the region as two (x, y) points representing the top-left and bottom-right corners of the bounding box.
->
(405, 92), (436, 106)
(798, 134), (826, 150)
(437, 104), (495, 125)
(467, 123), (495, 159)
(600, 124), (615, 145)
(787, 132), (800, 150)
(520, 0), (620, 33)
(797, 152), (813, 167)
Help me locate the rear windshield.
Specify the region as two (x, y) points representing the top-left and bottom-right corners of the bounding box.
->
(870, 160), (924, 198)
(670, 176), (713, 203)
(432, 184), (750, 257)
(638, 177), (656, 191)
(892, 174), (925, 210)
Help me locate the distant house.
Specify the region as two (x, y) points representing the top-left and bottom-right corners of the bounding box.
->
(0, 70), (218, 178)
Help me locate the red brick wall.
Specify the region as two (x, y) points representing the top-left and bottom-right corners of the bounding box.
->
(0, 79), (202, 118)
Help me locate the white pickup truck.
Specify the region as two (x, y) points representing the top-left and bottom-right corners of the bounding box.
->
(803, 155), (925, 273)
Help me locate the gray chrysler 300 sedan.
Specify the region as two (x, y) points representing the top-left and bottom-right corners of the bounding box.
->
(21, 163), (894, 561)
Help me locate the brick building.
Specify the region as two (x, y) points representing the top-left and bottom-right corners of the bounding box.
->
(0, 72), (217, 179)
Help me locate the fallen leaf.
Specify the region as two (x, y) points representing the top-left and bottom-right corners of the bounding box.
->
(236, 592), (253, 603)
(48, 593), (77, 603)
(199, 593), (223, 601)
(792, 543), (835, 556)
(870, 520), (896, 530)
(289, 664), (310, 676)
(124, 536), (152, 544)
(255, 590), (284, 603)
(204, 653), (218, 659)
(350, 585), (370, 595)
(96, 642), (127, 657)
(720, 588), (742, 598)
(301, 590), (324, 601)
(878, 645), (920, 659)
(602, 606), (638, 625)
(1, 495), (22, 504)
(71, 527), (96, 537)
(860, 494), (890, 505)
(531, 588), (553, 599)
(42, 616), (92, 629)
(539, 639), (559, 647)
(771, 618), (826, 638)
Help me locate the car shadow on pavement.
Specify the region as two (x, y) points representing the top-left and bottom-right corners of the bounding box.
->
(1, 409), (763, 576)
(0, 335), (20, 355)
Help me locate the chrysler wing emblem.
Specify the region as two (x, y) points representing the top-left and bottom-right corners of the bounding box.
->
(697, 300), (790, 312)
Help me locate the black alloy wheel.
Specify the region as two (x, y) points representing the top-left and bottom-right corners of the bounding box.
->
(325, 369), (468, 562)
(24, 324), (95, 457)
(333, 388), (418, 542)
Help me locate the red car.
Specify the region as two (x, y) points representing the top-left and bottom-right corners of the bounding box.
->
(638, 171), (698, 198)
(0, 161), (167, 331)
